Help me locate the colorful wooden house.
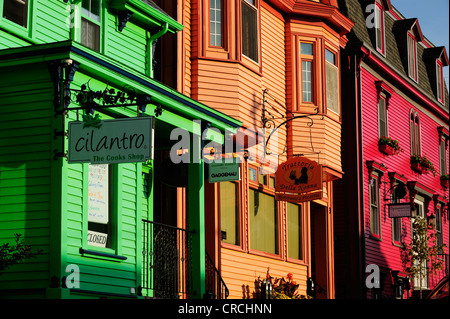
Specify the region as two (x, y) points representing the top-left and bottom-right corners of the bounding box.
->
(0, 0), (241, 299)
(335, 0), (449, 299)
(171, 0), (353, 299)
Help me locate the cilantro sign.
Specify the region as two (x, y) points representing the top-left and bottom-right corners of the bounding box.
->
(68, 117), (154, 164)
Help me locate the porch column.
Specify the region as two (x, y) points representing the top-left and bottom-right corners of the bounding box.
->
(188, 127), (206, 298)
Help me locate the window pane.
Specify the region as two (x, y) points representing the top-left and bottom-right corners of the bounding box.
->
(301, 43), (313, 55)
(437, 63), (443, 101)
(82, 0), (100, 22)
(81, 18), (100, 52)
(325, 49), (335, 64)
(375, 5), (383, 51)
(220, 182), (240, 245)
(440, 139), (447, 175)
(302, 60), (312, 102)
(88, 164), (111, 248)
(3, 0), (28, 27)
(248, 167), (257, 182)
(287, 202), (302, 259)
(210, 0), (222, 47)
(326, 61), (339, 113)
(378, 97), (386, 137)
(249, 189), (278, 254)
(241, 0), (258, 62)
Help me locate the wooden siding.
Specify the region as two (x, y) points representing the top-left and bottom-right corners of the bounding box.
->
(0, 63), (53, 296)
(360, 66), (449, 291)
(221, 247), (308, 299)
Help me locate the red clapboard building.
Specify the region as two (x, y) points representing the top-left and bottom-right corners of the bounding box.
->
(335, 0), (449, 299)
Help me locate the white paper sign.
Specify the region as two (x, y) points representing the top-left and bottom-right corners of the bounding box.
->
(88, 164), (109, 224)
(87, 230), (108, 248)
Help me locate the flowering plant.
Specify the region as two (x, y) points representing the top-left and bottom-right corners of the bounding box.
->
(378, 136), (403, 154)
(410, 154), (437, 176)
(254, 268), (310, 299)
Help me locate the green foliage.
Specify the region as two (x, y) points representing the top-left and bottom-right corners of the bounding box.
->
(410, 154), (437, 176)
(254, 268), (311, 299)
(0, 234), (43, 274)
(378, 136), (403, 153)
(402, 217), (447, 283)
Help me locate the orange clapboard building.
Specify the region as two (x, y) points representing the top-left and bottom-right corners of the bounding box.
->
(154, 0), (353, 299)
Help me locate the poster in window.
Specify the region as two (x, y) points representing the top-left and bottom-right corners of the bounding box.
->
(88, 164), (109, 224)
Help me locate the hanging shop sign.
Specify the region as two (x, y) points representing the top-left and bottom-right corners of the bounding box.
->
(388, 203), (412, 218)
(275, 157), (322, 203)
(68, 117), (154, 164)
(209, 159), (241, 183)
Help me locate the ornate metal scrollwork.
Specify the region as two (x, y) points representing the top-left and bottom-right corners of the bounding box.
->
(262, 89), (323, 155)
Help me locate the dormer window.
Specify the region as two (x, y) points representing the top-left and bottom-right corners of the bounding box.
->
(375, 0), (385, 54)
(436, 59), (444, 104)
(407, 31), (418, 81)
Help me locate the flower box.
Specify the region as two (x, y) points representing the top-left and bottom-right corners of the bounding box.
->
(411, 162), (427, 174)
(379, 144), (396, 155)
(441, 176), (449, 188)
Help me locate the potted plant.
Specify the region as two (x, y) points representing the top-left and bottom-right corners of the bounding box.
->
(441, 174), (449, 188)
(410, 154), (437, 176)
(378, 136), (403, 155)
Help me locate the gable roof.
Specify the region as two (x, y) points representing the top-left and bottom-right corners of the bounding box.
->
(338, 0), (449, 112)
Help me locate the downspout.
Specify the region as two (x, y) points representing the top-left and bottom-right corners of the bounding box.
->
(147, 22), (169, 78)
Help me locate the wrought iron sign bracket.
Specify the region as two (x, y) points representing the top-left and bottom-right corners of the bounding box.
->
(262, 89), (323, 156)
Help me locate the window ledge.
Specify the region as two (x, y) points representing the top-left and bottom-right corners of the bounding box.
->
(79, 248), (127, 262)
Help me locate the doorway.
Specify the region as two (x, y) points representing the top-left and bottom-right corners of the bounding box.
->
(310, 202), (329, 299)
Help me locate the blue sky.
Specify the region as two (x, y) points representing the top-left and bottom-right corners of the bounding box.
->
(390, 0), (449, 85)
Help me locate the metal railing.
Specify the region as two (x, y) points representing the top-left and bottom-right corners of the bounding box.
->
(142, 219), (193, 299)
(205, 251), (229, 299)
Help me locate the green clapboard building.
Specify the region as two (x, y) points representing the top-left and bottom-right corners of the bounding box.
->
(0, 0), (241, 299)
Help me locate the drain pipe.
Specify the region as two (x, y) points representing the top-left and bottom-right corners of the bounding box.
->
(147, 22), (169, 78)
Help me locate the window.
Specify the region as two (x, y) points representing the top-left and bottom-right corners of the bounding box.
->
(375, 0), (385, 54)
(249, 168), (278, 254)
(2, 0), (28, 28)
(287, 202), (302, 260)
(325, 48), (339, 114)
(81, 0), (101, 52)
(220, 181), (240, 246)
(440, 137), (448, 176)
(241, 0), (258, 63)
(436, 205), (443, 248)
(378, 94), (388, 138)
(408, 32), (418, 81)
(301, 42), (314, 103)
(369, 175), (381, 237)
(210, 0), (222, 47)
(88, 164), (112, 248)
(412, 198), (429, 289)
(436, 60), (444, 104)
(410, 111), (421, 155)
(391, 184), (402, 244)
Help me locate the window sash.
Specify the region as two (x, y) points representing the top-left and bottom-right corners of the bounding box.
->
(369, 177), (380, 236)
(249, 189), (278, 254)
(241, 0), (258, 62)
(210, 0), (222, 47)
(408, 33), (417, 81)
(326, 60), (339, 114)
(440, 139), (447, 175)
(220, 181), (240, 246)
(378, 96), (387, 137)
(3, 0), (28, 28)
(287, 202), (302, 260)
(375, 2), (384, 53)
(302, 60), (313, 103)
(81, 17), (100, 51)
(437, 61), (444, 102)
(88, 164), (112, 248)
